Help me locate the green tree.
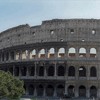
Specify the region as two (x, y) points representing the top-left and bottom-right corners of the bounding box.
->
(0, 70), (25, 99)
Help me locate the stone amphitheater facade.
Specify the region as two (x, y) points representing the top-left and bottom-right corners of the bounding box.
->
(0, 19), (100, 99)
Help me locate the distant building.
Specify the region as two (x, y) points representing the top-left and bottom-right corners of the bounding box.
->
(0, 19), (99, 99)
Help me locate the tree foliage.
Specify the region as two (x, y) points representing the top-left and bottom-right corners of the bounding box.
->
(0, 70), (25, 99)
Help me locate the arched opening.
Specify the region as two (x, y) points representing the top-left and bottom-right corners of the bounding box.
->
(68, 85), (75, 97)
(58, 48), (65, 58)
(8, 67), (13, 75)
(90, 86), (97, 98)
(10, 51), (14, 60)
(57, 65), (65, 76)
(29, 66), (35, 76)
(21, 66), (27, 76)
(28, 84), (34, 95)
(22, 50), (28, 59)
(46, 85), (54, 96)
(68, 66), (75, 77)
(15, 52), (20, 60)
(39, 49), (45, 58)
(37, 85), (44, 96)
(79, 85), (86, 97)
(23, 85), (26, 95)
(6, 52), (9, 61)
(68, 47), (76, 57)
(48, 66), (54, 76)
(79, 66), (86, 77)
(79, 48), (86, 57)
(48, 48), (55, 58)
(39, 66), (44, 76)
(30, 49), (36, 59)
(90, 48), (96, 58)
(90, 67), (97, 77)
(14, 67), (19, 76)
(56, 85), (64, 97)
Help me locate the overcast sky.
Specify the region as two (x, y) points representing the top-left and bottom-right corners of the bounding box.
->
(0, 0), (100, 32)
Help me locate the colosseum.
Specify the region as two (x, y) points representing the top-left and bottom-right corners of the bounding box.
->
(0, 19), (100, 99)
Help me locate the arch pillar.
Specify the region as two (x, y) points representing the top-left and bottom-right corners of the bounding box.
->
(36, 49), (39, 59)
(45, 48), (48, 59)
(86, 48), (90, 58)
(19, 50), (22, 60)
(65, 47), (68, 58)
(43, 86), (46, 97)
(75, 85), (78, 97)
(86, 87), (90, 98)
(54, 62), (57, 77)
(87, 66), (90, 80)
(97, 88), (100, 98)
(35, 62), (37, 76)
(65, 82), (68, 95)
(54, 86), (57, 97)
(34, 86), (37, 96)
(76, 47), (79, 58)
(26, 66), (29, 76)
(55, 47), (58, 58)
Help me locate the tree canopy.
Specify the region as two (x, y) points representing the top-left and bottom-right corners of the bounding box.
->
(0, 70), (25, 99)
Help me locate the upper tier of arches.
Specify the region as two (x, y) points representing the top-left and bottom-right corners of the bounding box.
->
(0, 46), (97, 62)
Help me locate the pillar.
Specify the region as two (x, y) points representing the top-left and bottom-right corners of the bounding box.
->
(86, 87), (90, 98)
(54, 86), (57, 97)
(35, 62), (37, 76)
(76, 47), (79, 58)
(75, 86), (78, 97)
(54, 62), (57, 77)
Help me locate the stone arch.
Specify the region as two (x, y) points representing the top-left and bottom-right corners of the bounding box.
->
(30, 49), (36, 59)
(79, 48), (86, 57)
(58, 48), (65, 58)
(57, 65), (65, 76)
(28, 84), (34, 95)
(90, 86), (97, 98)
(79, 85), (86, 97)
(15, 52), (20, 60)
(21, 66), (27, 76)
(68, 47), (76, 57)
(6, 52), (9, 61)
(37, 84), (44, 96)
(68, 85), (75, 97)
(39, 49), (45, 58)
(90, 67), (97, 77)
(90, 48), (97, 58)
(46, 85), (54, 96)
(29, 66), (35, 76)
(9, 67), (13, 75)
(48, 48), (55, 58)
(56, 84), (64, 97)
(22, 50), (28, 59)
(23, 85), (26, 95)
(14, 67), (19, 76)
(38, 66), (44, 76)
(68, 66), (75, 76)
(79, 66), (86, 77)
(47, 66), (54, 76)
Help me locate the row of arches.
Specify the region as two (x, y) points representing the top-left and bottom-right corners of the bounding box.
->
(68, 85), (97, 98)
(31, 47), (96, 58)
(8, 65), (97, 77)
(25, 84), (64, 97)
(24, 84), (97, 98)
(68, 66), (97, 77)
(15, 47), (97, 60)
(0, 47), (97, 62)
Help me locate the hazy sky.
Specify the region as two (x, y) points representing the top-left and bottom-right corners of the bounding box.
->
(0, 0), (100, 32)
